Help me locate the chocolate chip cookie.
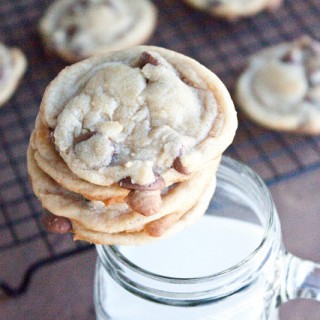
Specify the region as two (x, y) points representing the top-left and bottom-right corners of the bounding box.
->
(40, 0), (157, 62)
(236, 36), (320, 134)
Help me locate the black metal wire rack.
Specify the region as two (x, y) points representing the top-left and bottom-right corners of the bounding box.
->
(1, 0), (320, 297)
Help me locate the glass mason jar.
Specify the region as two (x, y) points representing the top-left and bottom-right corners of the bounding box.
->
(94, 156), (320, 320)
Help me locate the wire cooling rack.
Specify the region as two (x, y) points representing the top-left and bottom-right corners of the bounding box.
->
(1, 0), (320, 297)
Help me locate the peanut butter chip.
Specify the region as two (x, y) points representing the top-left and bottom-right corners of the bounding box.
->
(42, 211), (72, 234)
(125, 190), (162, 216)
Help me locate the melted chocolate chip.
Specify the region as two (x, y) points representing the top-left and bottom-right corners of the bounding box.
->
(281, 49), (303, 64)
(173, 157), (190, 175)
(119, 175), (165, 191)
(180, 73), (196, 87)
(66, 25), (79, 39)
(74, 131), (96, 144)
(42, 211), (72, 234)
(138, 52), (160, 68)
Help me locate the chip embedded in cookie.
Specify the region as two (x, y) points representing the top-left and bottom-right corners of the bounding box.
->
(236, 36), (320, 135)
(0, 43), (27, 107)
(28, 46), (237, 244)
(183, 0), (282, 19)
(39, 0), (158, 62)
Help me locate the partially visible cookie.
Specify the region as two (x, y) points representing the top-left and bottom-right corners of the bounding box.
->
(40, 0), (157, 62)
(0, 43), (27, 107)
(183, 0), (282, 19)
(236, 37), (320, 135)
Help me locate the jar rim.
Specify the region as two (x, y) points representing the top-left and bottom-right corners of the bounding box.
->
(97, 156), (275, 286)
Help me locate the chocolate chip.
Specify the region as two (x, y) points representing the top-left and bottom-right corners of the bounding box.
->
(66, 25), (79, 38)
(138, 52), (160, 68)
(173, 157), (190, 175)
(74, 131), (96, 144)
(119, 175), (165, 191)
(180, 73), (195, 87)
(281, 49), (303, 64)
(42, 211), (72, 234)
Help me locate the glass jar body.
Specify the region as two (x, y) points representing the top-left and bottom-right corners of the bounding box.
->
(94, 157), (285, 320)
(94, 254), (282, 320)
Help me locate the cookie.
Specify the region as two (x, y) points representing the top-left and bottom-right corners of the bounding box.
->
(0, 43), (27, 107)
(28, 46), (237, 244)
(236, 36), (320, 135)
(39, 0), (157, 62)
(183, 0), (282, 19)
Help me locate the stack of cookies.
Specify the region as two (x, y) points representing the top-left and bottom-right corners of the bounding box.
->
(28, 46), (237, 244)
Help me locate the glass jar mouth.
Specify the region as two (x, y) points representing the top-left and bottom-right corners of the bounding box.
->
(97, 156), (275, 284)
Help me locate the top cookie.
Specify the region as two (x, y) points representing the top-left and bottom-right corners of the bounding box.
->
(39, 0), (157, 62)
(40, 46), (237, 188)
(183, 0), (282, 19)
(236, 37), (320, 135)
(0, 43), (27, 106)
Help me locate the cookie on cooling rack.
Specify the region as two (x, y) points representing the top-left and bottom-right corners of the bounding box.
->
(28, 46), (237, 244)
(183, 0), (282, 19)
(39, 0), (157, 63)
(236, 36), (320, 135)
(0, 43), (27, 107)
